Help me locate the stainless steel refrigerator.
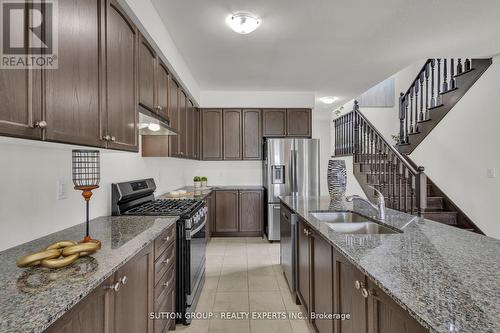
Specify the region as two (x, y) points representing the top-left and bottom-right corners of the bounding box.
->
(263, 138), (320, 241)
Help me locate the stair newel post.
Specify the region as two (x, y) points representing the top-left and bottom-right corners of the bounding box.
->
(450, 59), (456, 89)
(457, 58), (463, 74)
(399, 93), (405, 144)
(409, 86), (414, 133)
(416, 166), (427, 217)
(442, 59), (448, 92)
(419, 72), (424, 123)
(465, 58), (471, 71)
(430, 59), (436, 107)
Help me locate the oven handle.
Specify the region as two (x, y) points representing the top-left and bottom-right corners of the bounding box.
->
(186, 215), (207, 240)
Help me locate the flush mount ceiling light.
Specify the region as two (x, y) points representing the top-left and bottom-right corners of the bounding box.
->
(226, 13), (261, 34)
(319, 96), (339, 105)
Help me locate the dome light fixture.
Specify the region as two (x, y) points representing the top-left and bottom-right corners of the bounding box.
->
(319, 96), (339, 105)
(226, 13), (261, 34)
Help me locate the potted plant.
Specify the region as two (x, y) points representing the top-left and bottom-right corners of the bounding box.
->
(193, 176), (201, 188)
(200, 176), (208, 188)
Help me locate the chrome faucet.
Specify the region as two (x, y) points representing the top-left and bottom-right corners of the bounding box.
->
(346, 186), (386, 221)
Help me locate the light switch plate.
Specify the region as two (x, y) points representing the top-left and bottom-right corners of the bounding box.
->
(487, 168), (496, 179)
(57, 180), (68, 200)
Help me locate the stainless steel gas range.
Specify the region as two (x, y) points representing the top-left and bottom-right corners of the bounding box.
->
(111, 178), (207, 325)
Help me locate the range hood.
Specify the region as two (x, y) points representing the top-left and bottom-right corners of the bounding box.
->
(138, 108), (178, 136)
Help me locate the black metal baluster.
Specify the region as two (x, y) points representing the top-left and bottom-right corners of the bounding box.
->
(442, 59), (448, 92)
(430, 59), (436, 107)
(419, 72), (424, 122)
(457, 58), (463, 74)
(399, 93), (405, 144)
(409, 87), (414, 133)
(396, 160), (402, 210)
(450, 59), (456, 89)
(465, 58), (471, 71)
(387, 152), (393, 208)
(437, 59), (441, 96)
(425, 63), (430, 119)
(405, 97), (409, 143)
(334, 119), (338, 155)
(410, 175), (415, 215)
(403, 168), (408, 213)
(414, 81), (419, 132)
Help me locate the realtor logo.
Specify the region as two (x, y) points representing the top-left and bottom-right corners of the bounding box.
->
(1, 0), (58, 69)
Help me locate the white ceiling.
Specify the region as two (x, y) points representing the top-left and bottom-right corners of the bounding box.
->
(152, 0), (500, 104)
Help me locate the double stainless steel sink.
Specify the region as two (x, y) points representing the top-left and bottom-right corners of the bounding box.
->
(309, 211), (401, 235)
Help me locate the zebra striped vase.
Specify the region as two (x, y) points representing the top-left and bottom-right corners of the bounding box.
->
(327, 159), (347, 197)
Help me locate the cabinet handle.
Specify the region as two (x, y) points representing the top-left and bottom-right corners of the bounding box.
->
(33, 120), (47, 128)
(111, 136), (116, 142)
(354, 280), (364, 290)
(102, 135), (111, 141)
(303, 228), (310, 236)
(105, 281), (121, 292)
(119, 276), (128, 285)
(163, 258), (170, 265)
(361, 287), (369, 298)
(164, 235), (171, 242)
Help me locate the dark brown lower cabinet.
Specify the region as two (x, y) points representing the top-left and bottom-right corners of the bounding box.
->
(213, 189), (263, 237)
(312, 232), (334, 333)
(205, 192), (215, 242)
(293, 223), (429, 333)
(45, 228), (176, 333)
(297, 218), (311, 313)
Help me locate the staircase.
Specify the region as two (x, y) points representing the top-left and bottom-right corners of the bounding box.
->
(398, 58), (491, 154)
(333, 101), (483, 233)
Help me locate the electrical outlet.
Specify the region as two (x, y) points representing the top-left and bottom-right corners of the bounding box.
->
(57, 180), (68, 200)
(487, 168), (496, 179)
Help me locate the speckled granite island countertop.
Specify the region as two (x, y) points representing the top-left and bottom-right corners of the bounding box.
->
(0, 215), (177, 333)
(280, 196), (500, 333)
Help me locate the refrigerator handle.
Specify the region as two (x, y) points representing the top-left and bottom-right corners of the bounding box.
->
(291, 149), (298, 196)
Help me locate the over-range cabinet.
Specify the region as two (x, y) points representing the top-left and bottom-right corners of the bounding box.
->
(263, 138), (320, 241)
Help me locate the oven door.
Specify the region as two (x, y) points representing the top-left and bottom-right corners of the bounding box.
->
(186, 214), (207, 307)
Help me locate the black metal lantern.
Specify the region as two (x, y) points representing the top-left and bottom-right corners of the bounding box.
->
(72, 150), (101, 248)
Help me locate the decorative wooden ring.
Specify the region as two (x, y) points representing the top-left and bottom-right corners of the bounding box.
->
(41, 253), (80, 269)
(62, 243), (99, 257)
(16, 249), (62, 268)
(46, 240), (78, 250)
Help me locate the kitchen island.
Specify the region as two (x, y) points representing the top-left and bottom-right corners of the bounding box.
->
(0, 215), (177, 333)
(280, 195), (500, 333)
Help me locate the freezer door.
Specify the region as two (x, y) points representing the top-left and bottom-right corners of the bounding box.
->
(264, 139), (294, 203)
(293, 139), (320, 197)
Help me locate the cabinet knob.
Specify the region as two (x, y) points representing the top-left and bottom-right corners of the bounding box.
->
(163, 236), (170, 242)
(354, 280), (363, 290)
(361, 287), (369, 298)
(105, 281), (121, 292)
(111, 136), (116, 142)
(102, 135), (111, 141)
(163, 280), (170, 287)
(163, 258), (170, 265)
(119, 276), (128, 285)
(33, 120), (47, 128)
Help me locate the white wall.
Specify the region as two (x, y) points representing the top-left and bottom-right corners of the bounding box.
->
(411, 55), (500, 239)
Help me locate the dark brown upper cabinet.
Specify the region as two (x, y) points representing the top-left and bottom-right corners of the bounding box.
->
(138, 35), (156, 112)
(201, 109), (223, 160)
(215, 190), (239, 233)
(156, 61), (170, 120)
(104, 0), (138, 152)
(44, 0), (103, 147)
(223, 109), (242, 160)
(242, 109), (262, 160)
(263, 109), (287, 137)
(287, 108), (312, 137)
(192, 106), (200, 159)
(178, 90), (187, 157)
(0, 68), (42, 140)
(168, 78), (179, 156)
(239, 190), (263, 232)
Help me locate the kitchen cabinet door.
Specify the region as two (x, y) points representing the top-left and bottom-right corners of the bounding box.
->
(201, 109), (223, 160)
(178, 91), (187, 157)
(193, 107), (200, 159)
(334, 251), (368, 333)
(185, 98), (193, 158)
(138, 35), (156, 112)
(242, 109), (262, 160)
(223, 109), (242, 160)
(367, 281), (427, 333)
(105, 0), (138, 152)
(0, 68), (42, 140)
(44, 0), (102, 147)
(168, 78), (179, 156)
(239, 190), (263, 233)
(156, 62), (169, 120)
(215, 190), (239, 233)
(312, 232), (334, 333)
(205, 193), (214, 241)
(45, 275), (113, 333)
(113, 244), (154, 333)
(287, 109), (311, 137)
(297, 218), (311, 313)
(263, 109), (286, 137)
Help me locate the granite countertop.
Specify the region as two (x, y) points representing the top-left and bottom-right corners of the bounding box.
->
(280, 196), (500, 333)
(158, 185), (264, 201)
(0, 215), (177, 333)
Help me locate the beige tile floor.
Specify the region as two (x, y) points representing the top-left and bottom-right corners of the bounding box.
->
(175, 237), (314, 333)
